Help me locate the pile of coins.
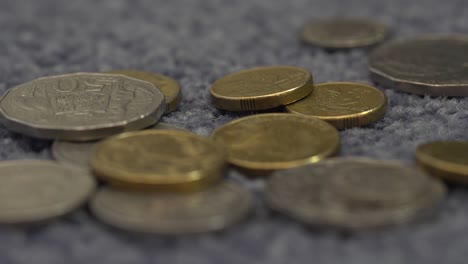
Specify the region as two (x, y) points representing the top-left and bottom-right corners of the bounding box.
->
(0, 17), (467, 233)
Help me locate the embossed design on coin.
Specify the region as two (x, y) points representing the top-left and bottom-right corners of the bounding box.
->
(286, 82), (387, 129)
(91, 130), (226, 190)
(210, 66), (313, 111)
(369, 35), (468, 96)
(90, 182), (253, 234)
(0, 73), (166, 140)
(211, 113), (339, 173)
(52, 122), (187, 169)
(265, 157), (446, 230)
(301, 18), (388, 48)
(0, 160), (95, 224)
(109, 70), (181, 113)
(417, 141), (468, 183)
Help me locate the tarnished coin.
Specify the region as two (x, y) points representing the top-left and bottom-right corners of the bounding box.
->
(0, 73), (166, 141)
(265, 157), (446, 230)
(285, 82), (387, 129)
(52, 122), (186, 169)
(0, 160), (95, 224)
(108, 70), (181, 113)
(210, 66), (313, 111)
(369, 35), (468, 96)
(91, 130), (226, 191)
(301, 18), (388, 49)
(416, 141), (468, 183)
(211, 113), (339, 173)
(90, 182), (253, 234)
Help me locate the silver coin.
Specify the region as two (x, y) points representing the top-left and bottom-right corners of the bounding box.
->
(301, 18), (388, 49)
(90, 181), (253, 234)
(265, 157), (446, 230)
(52, 122), (186, 169)
(369, 35), (468, 96)
(0, 73), (166, 141)
(0, 160), (96, 224)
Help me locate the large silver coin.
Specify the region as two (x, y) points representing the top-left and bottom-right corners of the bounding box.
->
(369, 35), (468, 96)
(52, 122), (186, 169)
(301, 18), (388, 49)
(265, 157), (446, 230)
(90, 182), (253, 234)
(0, 160), (96, 224)
(0, 73), (166, 141)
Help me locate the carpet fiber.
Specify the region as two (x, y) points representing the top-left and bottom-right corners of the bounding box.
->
(1, 0), (468, 263)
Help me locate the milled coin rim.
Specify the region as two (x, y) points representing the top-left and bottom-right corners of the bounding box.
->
(211, 113), (340, 170)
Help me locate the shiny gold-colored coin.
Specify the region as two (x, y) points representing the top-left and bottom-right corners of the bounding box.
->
(211, 113), (340, 173)
(109, 70), (181, 113)
(285, 82), (387, 129)
(90, 130), (226, 191)
(416, 141), (468, 184)
(210, 66), (313, 111)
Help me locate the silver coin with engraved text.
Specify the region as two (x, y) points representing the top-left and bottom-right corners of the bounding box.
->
(369, 35), (468, 96)
(0, 160), (96, 224)
(90, 182), (253, 234)
(265, 157), (446, 230)
(0, 73), (166, 140)
(52, 122), (187, 169)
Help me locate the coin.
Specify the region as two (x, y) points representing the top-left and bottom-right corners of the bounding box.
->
(108, 70), (181, 113)
(0, 73), (166, 141)
(265, 158), (446, 230)
(210, 66), (313, 111)
(52, 122), (187, 169)
(90, 130), (226, 191)
(416, 141), (468, 183)
(0, 160), (95, 224)
(285, 82), (387, 129)
(369, 35), (468, 96)
(211, 113), (339, 173)
(301, 18), (388, 49)
(90, 181), (253, 234)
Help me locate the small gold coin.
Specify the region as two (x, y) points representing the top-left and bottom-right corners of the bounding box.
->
(211, 113), (339, 173)
(109, 70), (181, 113)
(90, 130), (226, 191)
(285, 82), (387, 129)
(416, 141), (468, 183)
(210, 66), (313, 111)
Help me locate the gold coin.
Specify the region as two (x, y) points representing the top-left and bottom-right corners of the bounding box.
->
(285, 82), (387, 129)
(210, 66), (313, 111)
(416, 141), (468, 183)
(211, 113), (339, 173)
(90, 130), (226, 191)
(109, 70), (181, 113)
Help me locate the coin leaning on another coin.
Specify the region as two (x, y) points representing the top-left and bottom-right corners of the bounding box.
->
(210, 66), (314, 111)
(90, 181), (253, 234)
(0, 160), (96, 224)
(285, 82), (387, 129)
(0, 73), (166, 141)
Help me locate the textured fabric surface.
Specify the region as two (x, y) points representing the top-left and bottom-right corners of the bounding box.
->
(1, 0), (468, 263)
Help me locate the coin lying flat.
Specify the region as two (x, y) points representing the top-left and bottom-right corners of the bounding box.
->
(285, 82), (387, 129)
(210, 66), (313, 111)
(0, 160), (95, 224)
(91, 130), (226, 191)
(211, 113), (339, 173)
(416, 141), (468, 183)
(0, 73), (166, 141)
(108, 70), (181, 113)
(301, 18), (388, 49)
(265, 157), (446, 230)
(52, 122), (187, 169)
(90, 182), (253, 234)
(369, 35), (468, 96)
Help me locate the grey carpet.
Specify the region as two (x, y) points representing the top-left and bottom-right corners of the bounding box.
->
(1, 0), (468, 263)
